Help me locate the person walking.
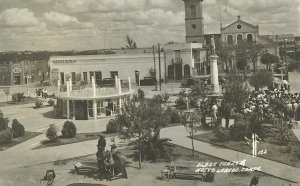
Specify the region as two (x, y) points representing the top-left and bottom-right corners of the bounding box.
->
(250, 175), (259, 186)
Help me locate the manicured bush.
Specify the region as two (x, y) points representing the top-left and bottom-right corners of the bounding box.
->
(0, 129), (13, 144)
(11, 119), (25, 138)
(48, 99), (55, 106)
(106, 119), (119, 133)
(35, 100), (43, 108)
(170, 110), (181, 123)
(215, 128), (230, 141)
(46, 124), (58, 142)
(61, 121), (77, 138)
(12, 93), (25, 102)
(0, 116), (9, 131)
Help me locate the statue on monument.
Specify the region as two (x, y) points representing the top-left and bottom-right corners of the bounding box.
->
(211, 36), (216, 55)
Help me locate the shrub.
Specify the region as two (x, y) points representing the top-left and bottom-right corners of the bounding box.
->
(137, 89), (145, 100)
(0, 129), (13, 144)
(215, 128), (230, 141)
(106, 119), (119, 133)
(229, 123), (249, 141)
(162, 93), (170, 103)
(170, 110), (181, 123)
(11, 119), (25, 138)
(152, 94), (163, 103)
(46, 124), (58, 142)
(0, 116), (9, 131)
(35, 100), (43, 108)
(12, 93), (25, 102)
(48, 99), (55, 106)
(61, 121), (77, 138)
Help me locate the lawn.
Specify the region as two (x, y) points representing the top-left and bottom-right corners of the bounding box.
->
(193, 130), (300, 168)
(46, 143), (296, 186)
(34, 132), (118, 149)
(0, 131), (42, 151)
(0, 96), (39, 106)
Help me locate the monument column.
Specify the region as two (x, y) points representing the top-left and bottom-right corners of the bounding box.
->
(210, 55), (220, 94)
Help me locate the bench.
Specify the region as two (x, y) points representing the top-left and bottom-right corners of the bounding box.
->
(161, 161), (205, 181)
(74, 162), (99, 176)
(173, 162), (204, 180)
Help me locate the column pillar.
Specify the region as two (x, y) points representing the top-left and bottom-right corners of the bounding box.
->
(69, 77), (72, 91)
(93, 99), (97, 120)
(57, 80), (61, 94)
(210, 55), (220, 94)
(92, 76), (96, 97)
(72, 100), (76, 120)
(115, 76), (118, 88)
(67, 100), (70, 120)
(128, 76), (131, 91)
(118, 79), (122, 94)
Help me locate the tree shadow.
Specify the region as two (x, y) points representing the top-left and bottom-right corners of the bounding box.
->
(42, 110), (60, 119)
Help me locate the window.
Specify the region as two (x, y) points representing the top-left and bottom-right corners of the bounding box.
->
(227, 35), (233, 44)
(237, 24), (242, 29)
(190, 5), (196, 17)
(192, 24), (197, 29)
(97, 101), (105, 116)
(247, 34), (253, 42)
(83, 72), (87, 82)
(88, 101), (93, 118)
(237, 34), (243, 43)
(110, 71), (118, 78)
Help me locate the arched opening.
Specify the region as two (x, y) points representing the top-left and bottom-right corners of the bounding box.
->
(184, 64), (190, 78)
(168, 65), (174, 80)
(237, 34), (243, 43)
(247, 34), (253, 42)
(175, 64), (183, 80)
(227, 35), (233, 44)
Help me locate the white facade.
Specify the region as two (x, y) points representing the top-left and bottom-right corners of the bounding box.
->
(163, 43), (208, 80)
(49, 53), (165, 85)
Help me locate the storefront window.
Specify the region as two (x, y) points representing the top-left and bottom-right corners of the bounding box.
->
(88, 101), (93, 118)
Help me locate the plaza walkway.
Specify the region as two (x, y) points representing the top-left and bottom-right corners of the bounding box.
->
(160, 125), (300, 184)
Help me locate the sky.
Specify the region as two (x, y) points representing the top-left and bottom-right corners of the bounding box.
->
(0, 0), (299, 51)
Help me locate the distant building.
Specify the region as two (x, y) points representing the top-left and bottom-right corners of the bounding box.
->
(183, 0), (205, 43)
(49, 53), (167, 86)
(0, 60), (48, 86)
(204, 16), (280, 71)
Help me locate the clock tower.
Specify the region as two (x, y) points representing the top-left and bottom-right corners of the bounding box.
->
(183, 0), (204, 43)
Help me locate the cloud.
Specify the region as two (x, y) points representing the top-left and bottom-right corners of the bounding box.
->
(33, 0), (52, 4)
(0, 8), (39, 27)
(44, 11), (78, 26)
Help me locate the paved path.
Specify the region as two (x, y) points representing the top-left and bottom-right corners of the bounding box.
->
(161, 125), (300, 184)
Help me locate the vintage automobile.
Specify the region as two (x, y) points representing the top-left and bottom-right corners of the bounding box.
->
(100, 78), (115, 87)
(140, 77), (157, 86)
(181, 78), (199, 88)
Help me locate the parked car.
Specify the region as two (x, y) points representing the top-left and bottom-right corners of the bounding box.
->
(181, 78), (199, 87)
(100, 78), (115, 87)
(140, 77), (157, 86)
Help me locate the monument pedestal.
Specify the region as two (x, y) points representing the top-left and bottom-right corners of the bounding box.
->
(208, 54), (222, 98)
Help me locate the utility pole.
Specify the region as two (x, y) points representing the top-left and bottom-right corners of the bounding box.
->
(153, 45), (157, 91)
(158, 43), (162, 91)
(164, 49), (167, 84)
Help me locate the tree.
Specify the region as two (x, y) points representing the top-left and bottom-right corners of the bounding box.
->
(216, 39), (263, 73)
(126, 35), (137, 49)
(116, 96), (168, 169)
(260, 52), (280, 69)
(179, 111), (201, 158)
(249, 69), (273, 90)
(223, 72), (251, 110)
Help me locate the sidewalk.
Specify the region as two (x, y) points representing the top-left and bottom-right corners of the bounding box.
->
(160, 125), (300, 184)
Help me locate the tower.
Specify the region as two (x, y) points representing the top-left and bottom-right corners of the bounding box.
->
(183, 0), (204, 43)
